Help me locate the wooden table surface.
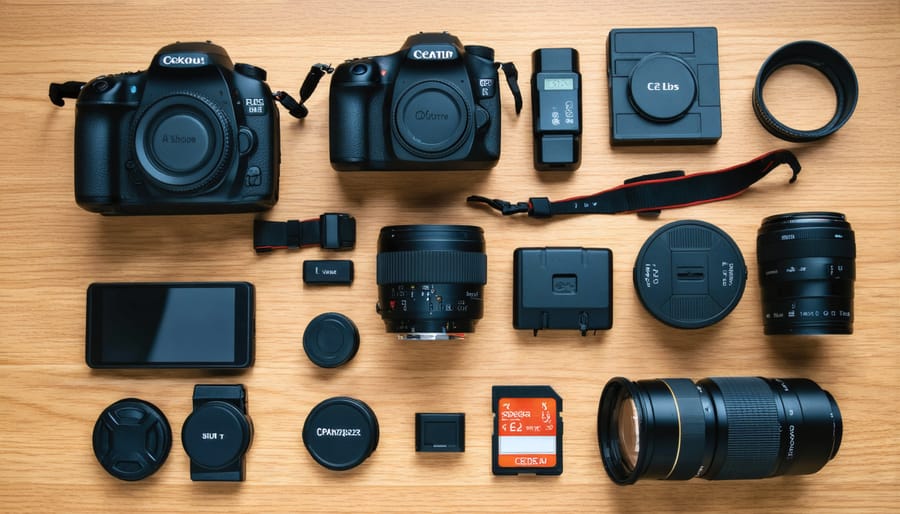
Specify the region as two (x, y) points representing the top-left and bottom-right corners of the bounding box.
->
(1, 0), (898, 512)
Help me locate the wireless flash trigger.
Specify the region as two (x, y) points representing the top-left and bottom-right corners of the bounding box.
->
(531, 48), (582, 170)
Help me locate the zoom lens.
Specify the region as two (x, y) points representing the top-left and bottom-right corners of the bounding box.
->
(757, 212), (855, 334)
(376, 225), (486, 339)
(598, 376), (842, 484)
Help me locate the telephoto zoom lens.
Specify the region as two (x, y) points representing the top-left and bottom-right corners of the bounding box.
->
(598, 376), (841, 484)
(757, 212), (855, 334)
(376, 225), (486, 339)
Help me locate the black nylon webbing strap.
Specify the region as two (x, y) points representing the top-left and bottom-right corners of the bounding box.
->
(254, 213), (356, 253)
(467, 150), (801, 218)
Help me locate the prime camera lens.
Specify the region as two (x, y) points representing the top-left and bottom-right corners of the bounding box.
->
(134, 92), (232, 193)
(757, 212), (855, 334)
(598, 376), (842, 484)
(376, 225), (486, 339)
(392, 81), (471, 158)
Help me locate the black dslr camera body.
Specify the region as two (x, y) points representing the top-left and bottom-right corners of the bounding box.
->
(69, 42), (279, 214)
(330, 32), (504, 171)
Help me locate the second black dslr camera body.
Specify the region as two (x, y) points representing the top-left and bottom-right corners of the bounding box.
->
(62, 42), (280, 214)
(330, 32), (509, 171)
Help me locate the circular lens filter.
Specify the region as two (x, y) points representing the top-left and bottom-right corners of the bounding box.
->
(92, 398), (172, 481)
(633, 220), (747, 329)
(302, 397), (379, 471)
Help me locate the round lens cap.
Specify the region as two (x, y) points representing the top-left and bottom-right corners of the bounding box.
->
(393, 81), (469, 157)
(628, 53), (697, 121)
(181, 401), (252, 470)
(633, 220), (747, 329)
(303, 313), (360, 368)
(302, 397), (379, 471)
(92, 398), (172, 481)
(151, 112), (212, 172)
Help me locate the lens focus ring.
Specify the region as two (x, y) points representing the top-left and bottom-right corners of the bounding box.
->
(377, 250), (487, 285)
(707, 377), (781, 480)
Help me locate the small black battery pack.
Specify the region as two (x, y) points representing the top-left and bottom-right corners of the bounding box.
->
(513, 247), (613, 335)
(303, 260), (354, 284)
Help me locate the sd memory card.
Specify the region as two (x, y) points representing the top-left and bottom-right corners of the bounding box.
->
(492, 385), (563, 475)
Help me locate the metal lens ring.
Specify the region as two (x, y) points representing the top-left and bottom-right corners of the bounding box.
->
(752, 41), (859, 142)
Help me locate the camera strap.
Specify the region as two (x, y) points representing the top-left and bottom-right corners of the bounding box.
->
(254, 213), (356, 253)
(496, 62), (523, 115)
(467, 149), (801, 218)
(48, 81), (86, 106)
(273, 63), (334, 119)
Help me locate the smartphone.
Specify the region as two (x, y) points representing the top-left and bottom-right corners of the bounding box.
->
(86, 282), (254, 368)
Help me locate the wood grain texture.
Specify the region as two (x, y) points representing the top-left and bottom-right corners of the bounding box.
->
(1, 0), (899, 511)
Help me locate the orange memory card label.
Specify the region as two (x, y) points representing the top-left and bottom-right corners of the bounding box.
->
(492, 385), (563, 475)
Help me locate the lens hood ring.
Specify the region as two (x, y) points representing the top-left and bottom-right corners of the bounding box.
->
(752, 40), (858, 142)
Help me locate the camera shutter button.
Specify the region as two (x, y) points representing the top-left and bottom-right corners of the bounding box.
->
(351, 63), (368, 76)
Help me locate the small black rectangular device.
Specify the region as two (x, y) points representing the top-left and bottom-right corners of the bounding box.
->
(531, 48), (582, 170)
(303, 260), (354, 284)
(607, 27), (721, 145)
(86, 282), (254, 368)
(415, 413), (465, 452)
(513, 247), (613, 335)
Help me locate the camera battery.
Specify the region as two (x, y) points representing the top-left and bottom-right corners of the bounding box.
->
(303, 260), (354, 285)
(492, 385), (563, 475)
(513, 247), (613, 335)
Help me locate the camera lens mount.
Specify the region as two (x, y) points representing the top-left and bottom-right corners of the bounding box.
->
(133, 91), (233, 193)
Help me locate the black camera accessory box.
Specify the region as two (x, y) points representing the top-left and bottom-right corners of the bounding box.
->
(607, 27), (721, 145)
(514, 247), (613, 335)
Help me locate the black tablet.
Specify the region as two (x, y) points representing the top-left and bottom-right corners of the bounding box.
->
(86, 282), (254, 368)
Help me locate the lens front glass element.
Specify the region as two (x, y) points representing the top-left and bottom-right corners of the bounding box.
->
(616, 397), (640, 472)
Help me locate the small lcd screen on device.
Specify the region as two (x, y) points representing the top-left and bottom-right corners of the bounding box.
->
(86, 282), (253, 368)
(543, 78), (574, 90)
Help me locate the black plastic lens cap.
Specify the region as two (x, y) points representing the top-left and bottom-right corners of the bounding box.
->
(303, 312), (360, 368)
(93, 398), (172, 481)
(181, 401), (252, 470)
(302, 397), (379, 471)
(629, 53), (697, 121)
(633, 220), (747, 329)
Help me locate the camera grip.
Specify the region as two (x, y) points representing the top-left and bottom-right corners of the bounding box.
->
(329, 82), (373, 169)
(74, 104), (127, 212)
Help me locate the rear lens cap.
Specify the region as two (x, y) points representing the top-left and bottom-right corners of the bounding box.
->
(92, 398), (172, 481)
(633, 220), (747, 328)
(303, 312), (360, 368)
(302, 397), (379, 471)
